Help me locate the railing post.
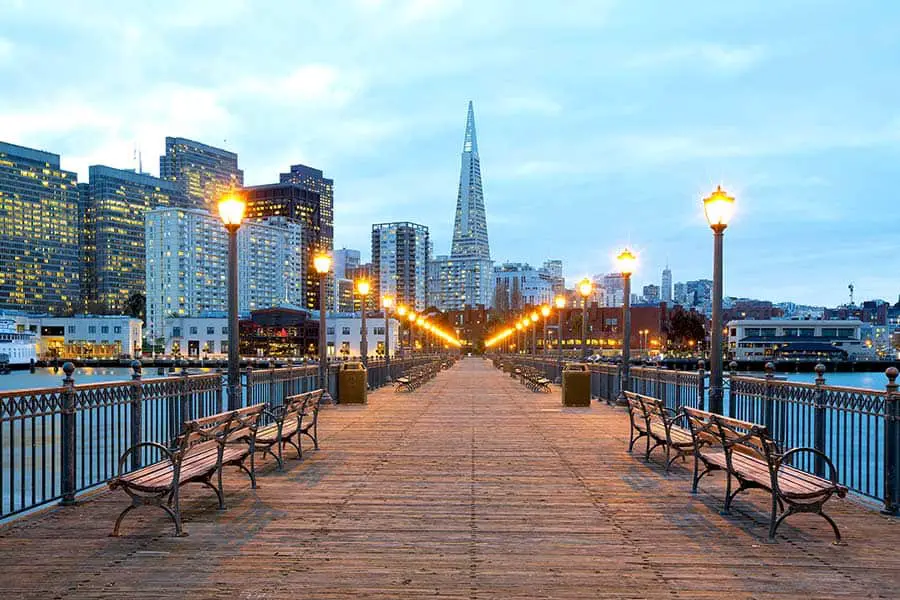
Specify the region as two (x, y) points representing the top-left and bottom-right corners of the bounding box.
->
(728, 361), (738, 417)
(269, 368), (276, 408)
(130, 360), (143, 471)
(60, 362), (76, 506)
(763, 362), (775, 432)
(674, 371), (681, 410)
(697, 360), (706, 412)
(245, 367), (254, 408)
(180, 361), (191, 426)
(813, 363), (827, 478)
(883, 367), (899, 515)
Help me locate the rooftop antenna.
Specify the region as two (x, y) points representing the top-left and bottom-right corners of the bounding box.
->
(848, 283), (854, 307)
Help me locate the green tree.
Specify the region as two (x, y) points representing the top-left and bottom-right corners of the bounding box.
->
(667, 306), (706, 350)
(125, 292), (145, 322)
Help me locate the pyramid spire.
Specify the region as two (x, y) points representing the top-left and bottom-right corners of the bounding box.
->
(451, 101), (490, 260)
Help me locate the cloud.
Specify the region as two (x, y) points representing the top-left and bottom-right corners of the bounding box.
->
(627, 43), (768, 73)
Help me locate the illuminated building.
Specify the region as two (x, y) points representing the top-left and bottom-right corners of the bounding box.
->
(83, 165), (184, 313)
(144, 207), (304, 346)
(0, 142), (80, 314)
(159, 137), (243, 211)
(428, 101), (493, 310)
(372, 222), (430, 312)
(244, 179), (333, 310)
(491, 262), (554, 312)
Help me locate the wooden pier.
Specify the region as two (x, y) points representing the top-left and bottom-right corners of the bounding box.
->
(1, 358), (899, 599)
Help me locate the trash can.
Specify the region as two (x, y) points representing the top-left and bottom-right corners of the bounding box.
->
(338, 361), (367, 404)
(562, 363), (591, 407)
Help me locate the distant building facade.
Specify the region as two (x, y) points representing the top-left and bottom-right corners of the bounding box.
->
(159, 137), (243, 211)
(372, 222), (430, 311)
(0, 142), (80, 314)
(25, 315), (142, 359)
(145, 207), (304, 345)
(492, 262), (554, 312)
(726, 318), (872, 361)
(661, 266), (672, 303)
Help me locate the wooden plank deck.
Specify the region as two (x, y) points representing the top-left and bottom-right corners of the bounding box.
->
(1, 357), (899, 599)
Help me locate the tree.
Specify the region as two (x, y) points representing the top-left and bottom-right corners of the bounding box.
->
(667, 306), (706, 350)
(125, 292), (146, 322)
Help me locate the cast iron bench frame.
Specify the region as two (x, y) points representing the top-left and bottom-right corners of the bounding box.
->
(684, 406), (848, 544)
(254, 390), (323, 470)
(625, 391), (693, 471)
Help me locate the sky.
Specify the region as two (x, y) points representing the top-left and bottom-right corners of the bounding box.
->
(1, 0), (898, 307)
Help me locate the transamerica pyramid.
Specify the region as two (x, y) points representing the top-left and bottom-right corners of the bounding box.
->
(451, 101), (491, 260)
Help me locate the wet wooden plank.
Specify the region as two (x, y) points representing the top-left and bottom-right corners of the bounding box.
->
(0, 358), (898, 599)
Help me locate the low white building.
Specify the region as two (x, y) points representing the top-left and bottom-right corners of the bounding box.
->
(3, 315), (143, 359)
(326, 314), (401, 359)
(162, 316), (230, 358)
(727, 319), (873, 361)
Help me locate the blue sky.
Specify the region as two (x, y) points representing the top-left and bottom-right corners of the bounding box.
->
(1, 0), (898, 307)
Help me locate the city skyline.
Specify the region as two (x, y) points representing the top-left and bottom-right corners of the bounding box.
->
(1, 1), (898, 306)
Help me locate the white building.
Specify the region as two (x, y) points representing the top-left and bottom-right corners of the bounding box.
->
(162, 316), (229, 357)
(661, 265), (672, 303)
(326, 315), (401, 359)
(602, 273), (625, 307)
(428, 255), (493, 311)
(6, 315), (143, 359)
(492, 262), (554, 311)
(145, 208), (303, 345)
(727, 319), (872, 361)
(372, 222), (430, 311)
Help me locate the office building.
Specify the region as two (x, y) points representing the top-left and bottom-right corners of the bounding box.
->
(642, 284), (660, 305)
(428, 102), (493, 310)
(84, 165), (185, 313)
(0, 142), (80, 314)
(661, 265), (672, 303)
(372, 222), (430, 311)
(492, 262), (555, 312)
(543, 260), (565, 294)
(674, 282), (687, 305)
(280, 164), (334, 253)
(159, 137), (243, 211)
(602, 273), (626, 307)
(144, 207), (304, 345)
(244, 181), (333, 310)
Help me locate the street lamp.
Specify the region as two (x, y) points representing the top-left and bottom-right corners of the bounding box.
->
(541, 304), (551, 356)
(356, 279), (370, 367)
(313, 253), (332, 392)
(578, 278), (593, 359)
(382, 295), (393, 380)
(704, 185), (735, 414)
(396, 304), (407, 358)
(407, 311), (417, 354)
(218, 194), (245, 410)
(515, 321), (523, 354)
(555, 295), (566, 374)
(615, 247), (637, 406)
(530, 311), (539, 357)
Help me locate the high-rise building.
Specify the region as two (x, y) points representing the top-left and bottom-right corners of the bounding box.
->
(661, 265), (672, 303)
(372, 222), (430, 312)
(84, 165), (185, 313)
(0, 142), (80, 314)
(685, 279), (714, 311)
(280, 164), (334, 252)
(244, 181), (333, 310)
(429, 101), (493, 310)
(673, 282), (687, 305)
(543, 260), (565, 295)
(642, 284), (660, 304)
(145, 208), (303, 343)
(333, 248), (361, 279)
(492, 263), (555, 312)
(159, 137), (243, 211)
(602, 273), (626, 307)
(333, 248), (361, 312)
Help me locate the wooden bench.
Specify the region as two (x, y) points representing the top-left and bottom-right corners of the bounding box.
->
(683, 407), (848, 544)
(625, 391), (693, 471)
(108, 403), (265, 537)
(517, 366), (551, 392)
(395, 361), (441, 392)
(254, 390), (324, 470)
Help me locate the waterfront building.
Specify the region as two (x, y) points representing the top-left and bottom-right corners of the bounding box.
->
(726, 318), (872, 361)
(642, 284), (660, 305)
(84, 165), (185, 313)
(325, 313), (400, 359)
(240, 307), (320, 358)
(145, 208), (304, 346)
(0, 315), (38, 365)
(244, 182), (333, 310)
(2, 313), (143, 359)
(492, 262), (554, 312)
(162, 315), (229, 357)
(552, 305), (668, 355)
(159, 137), (243, 211)
(428, 102), (493, 310)
(0, 142), (80, 314)
(372, 222), (430, 311)
(661, 266), (672, 303)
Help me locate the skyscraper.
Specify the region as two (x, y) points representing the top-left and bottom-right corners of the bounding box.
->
(145, 208), (303, 343)
(244, 181), (333, 310)
(661, 265), (672, 303)
(159, 137), (243, 211)
(372, 222), (430, 312)
(428, 101), (493, 310)
(280, 164), (334, 253)
(84, 165), (185, 313)
(0, 142), (80, 314)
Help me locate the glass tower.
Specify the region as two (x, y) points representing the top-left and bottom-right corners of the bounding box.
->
(372, 222), (430, 312)
(0, 142), (80, 314)
(160, 137), (243, 211)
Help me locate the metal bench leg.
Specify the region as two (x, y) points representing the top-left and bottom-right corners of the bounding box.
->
(160, 502), (186, 537)
(818, 509), (844, 545)
(768, 505), (794, 542)
(199, 477), (226, 510)
(111, 503), (137, 537)
(216, 469), (227, 510)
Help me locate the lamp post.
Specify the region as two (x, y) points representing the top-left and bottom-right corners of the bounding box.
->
(615, 248), (637, 406)
(530, 311), (539, 357)
(356, 279), (370, 367)
(515, 321), (523, 354)
(382, 295), (393, 379)
(541, 304), (550, 356)
(218, 194), (245, 411)
(578, 278), (592, 359)
(313, 253), (332, 392)
(396, 305), (407, 359)
(407, 311), (417, 354)
(703, 185), (735, 414)
(555, 295), (566, 372)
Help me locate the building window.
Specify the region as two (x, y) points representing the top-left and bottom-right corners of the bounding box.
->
(207, 327), (215, 335)
(67, 325), (76, 334)
(88, 326), (96, 334)
(172, 327), (182, 337)
(220, 341), (228, 353)
(327, 327), (335, 335)
(190, 326), (198, 335)
(342, 327), (351, 335)
(114, 326), (122, 334)
(374, 327), (385, 335)
(100, 326), (108, 334)
(221, 326), (228, 335)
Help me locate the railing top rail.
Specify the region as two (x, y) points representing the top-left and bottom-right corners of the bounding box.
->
(730, 374), (887, 397)
(0, 371), (223, 399)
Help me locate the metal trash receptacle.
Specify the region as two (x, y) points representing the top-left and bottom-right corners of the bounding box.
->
(562, 363), (591, 407)
(338, 361), (367, 404)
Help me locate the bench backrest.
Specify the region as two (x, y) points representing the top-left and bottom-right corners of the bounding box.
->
(178, 403), (266, 457)
(285, 389), (324, 422)
(683, 407), (778, 465)
(625, 391), (673, 431)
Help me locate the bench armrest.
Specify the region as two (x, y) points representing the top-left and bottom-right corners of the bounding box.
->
(113, 442), (177, 482)
(776, 447), (844, 495)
